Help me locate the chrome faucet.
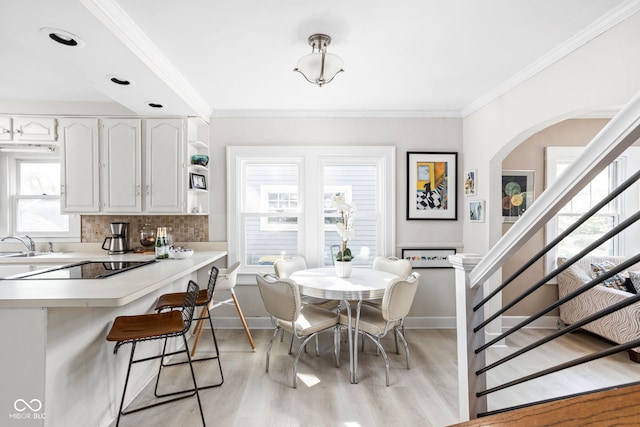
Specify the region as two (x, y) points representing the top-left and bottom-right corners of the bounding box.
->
(1, 235), (36, 252)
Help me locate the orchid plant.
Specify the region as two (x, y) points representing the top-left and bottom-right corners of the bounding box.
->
(331, 193), (357, 262)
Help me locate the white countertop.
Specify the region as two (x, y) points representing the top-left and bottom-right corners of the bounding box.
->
(0, 250), (226, 308)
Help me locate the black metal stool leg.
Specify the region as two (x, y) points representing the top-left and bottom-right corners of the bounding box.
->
(183, 334), (206, 426)
(115, 342), (137, 427)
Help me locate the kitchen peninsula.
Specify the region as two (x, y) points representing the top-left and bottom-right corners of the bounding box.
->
(0, 243), (226, 427)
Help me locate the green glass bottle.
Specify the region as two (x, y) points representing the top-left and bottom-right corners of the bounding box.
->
(155, 227), (163, 260)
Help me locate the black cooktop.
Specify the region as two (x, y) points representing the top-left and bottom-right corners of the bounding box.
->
(16, 260), (156, 280)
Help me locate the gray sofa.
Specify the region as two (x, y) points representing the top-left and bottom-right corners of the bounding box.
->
(557, 255), (640, 362)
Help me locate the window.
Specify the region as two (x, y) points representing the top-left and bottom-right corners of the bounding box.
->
(1, 153), (80, 240)
(228, 146), (395, 271)
(545, 147), (640, 272)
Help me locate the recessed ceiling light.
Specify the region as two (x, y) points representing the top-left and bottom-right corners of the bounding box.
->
(148, 103), (164, 108)
(40, 27), (85, 48)
(106, 75), (134, 86)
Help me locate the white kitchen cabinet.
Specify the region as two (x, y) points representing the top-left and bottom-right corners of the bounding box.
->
(59, 118), (100, 213)
(13, 117), (57, 141)
(0, 117), (12, 141)
(144, 119), (185, 213)
(100, 119), (142, 212)
(59, 116), (194, 214)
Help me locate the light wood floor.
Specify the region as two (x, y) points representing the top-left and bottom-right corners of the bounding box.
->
(111, 327), (640, 427)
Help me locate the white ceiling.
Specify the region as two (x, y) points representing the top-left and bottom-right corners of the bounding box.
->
(0, 0), (637, 119)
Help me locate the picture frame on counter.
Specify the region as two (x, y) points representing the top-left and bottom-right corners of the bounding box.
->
(401, 248), (456, 268)
(190, 173), (207, 190)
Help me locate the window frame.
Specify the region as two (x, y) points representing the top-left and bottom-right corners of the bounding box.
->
(0, 151), (80, 241)
(227, 146), (395, 272)
(544, 146), (640, 275)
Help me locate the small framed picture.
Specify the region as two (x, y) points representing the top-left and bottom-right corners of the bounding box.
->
(190, 173), (207, 190)
(469, 200), (485, 223)
(401, 248), (456, 268)
(502, 170), (534, 222)
(464, 169), (477, 197)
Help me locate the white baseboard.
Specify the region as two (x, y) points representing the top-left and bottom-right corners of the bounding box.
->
(502, 315), (560, 330)
(208, 315), (560, 331)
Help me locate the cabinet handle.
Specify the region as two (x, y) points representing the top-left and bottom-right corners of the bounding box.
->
(60, 184), (65, 196)
(136, 185), (141, 196)
(1, 129), (9, 134)
(14, 129), (22, 134)
(146, 185), (150, 196)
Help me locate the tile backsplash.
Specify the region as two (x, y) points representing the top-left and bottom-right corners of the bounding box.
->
(81, 215), (209, 247)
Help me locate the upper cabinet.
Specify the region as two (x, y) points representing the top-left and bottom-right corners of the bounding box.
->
(0, 116), (58, 143)
(59, 118), (100, 213)
(144, 119), (185, 213)
(59, 116), (199, 215)
(100, 119), (142, 213)
(14, 117), (57, 141)
(0, 117), (12, 141)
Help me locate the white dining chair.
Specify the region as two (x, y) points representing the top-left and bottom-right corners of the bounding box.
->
(273, 255), (308, 278)
(256, 273), (339, 388)
(338, 272), (420, 386)
(195, 262), (255, 351)
(372, 256), (413, 278)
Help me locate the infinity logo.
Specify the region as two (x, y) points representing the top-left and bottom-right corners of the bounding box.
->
(14, 399), (42, 412)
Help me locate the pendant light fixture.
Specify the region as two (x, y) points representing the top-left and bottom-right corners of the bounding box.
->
(293, 34), (344, 87)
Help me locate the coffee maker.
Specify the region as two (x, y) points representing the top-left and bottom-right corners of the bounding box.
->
(102, 222), (130, 254)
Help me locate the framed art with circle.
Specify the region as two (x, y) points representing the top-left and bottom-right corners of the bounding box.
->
(502, 170), (534, 222)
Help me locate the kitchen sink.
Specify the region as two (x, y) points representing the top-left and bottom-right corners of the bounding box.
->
(0, 251), (63, 258)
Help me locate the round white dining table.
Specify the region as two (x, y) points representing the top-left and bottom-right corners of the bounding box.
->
(290, 267), (398, 383)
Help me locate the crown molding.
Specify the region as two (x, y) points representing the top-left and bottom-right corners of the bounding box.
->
(461, 0), (640, 118)
(210, 109), (462, 119)
(80, 0), (212, 120)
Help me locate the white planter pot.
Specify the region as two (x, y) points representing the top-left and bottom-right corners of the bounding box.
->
(334, 261), (352, 278)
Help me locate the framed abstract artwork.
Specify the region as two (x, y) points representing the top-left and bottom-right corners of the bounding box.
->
(464, 169), (477, 197)
(502, 170), (534, 222)
(401, 248), (456, 268)
(406, 152), (458, 220)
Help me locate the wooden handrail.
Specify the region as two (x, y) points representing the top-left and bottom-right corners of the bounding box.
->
(449, 383), (640, 426)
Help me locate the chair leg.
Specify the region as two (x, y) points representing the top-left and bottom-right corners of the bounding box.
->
(231, 291), (256, 350)
(190, 306), (208, 356)
(266, 327), (280, 373)
(395, 327), (411, 369)
(334, 326), (341, 368)
(365, 333), (390, 386)
(115, 342), (137, 427)
(293, 333), (317, 388)
(199, 306), (224, 389)
(182, 334), (206, 427)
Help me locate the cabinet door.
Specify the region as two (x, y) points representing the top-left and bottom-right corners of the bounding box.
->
(59, 118), (100, 213)
(13, 117), (57, 141)
(100, 119), (142, 212)
(144, 119), (185, 213)
(0, 117), (12, 141)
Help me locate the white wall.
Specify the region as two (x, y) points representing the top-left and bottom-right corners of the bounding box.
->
(463, 10), (640, 257)
(209, 117), (463, 326)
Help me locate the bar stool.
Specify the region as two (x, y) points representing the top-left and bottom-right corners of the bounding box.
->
(106, 280), (205, 427)
(154, 266), (224, 389)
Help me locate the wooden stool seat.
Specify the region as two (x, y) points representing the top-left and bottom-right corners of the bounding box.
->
(155, 289), (209, 311)
(107, 311), (183, 343)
